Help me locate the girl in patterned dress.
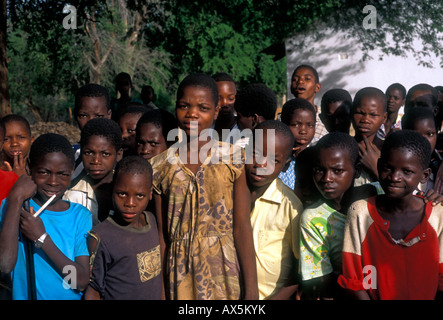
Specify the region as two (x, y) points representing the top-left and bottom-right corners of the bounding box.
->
(150, 73), (258, 300)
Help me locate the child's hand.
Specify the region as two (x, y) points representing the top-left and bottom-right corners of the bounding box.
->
(4, 152), (28, 176)
(358, 135), (380, 177)
(419, 189), (443, 206)
(8, 175), (37, 203)
(19, 206), (46, 242)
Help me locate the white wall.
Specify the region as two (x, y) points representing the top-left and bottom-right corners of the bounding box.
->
(285, 27), (443, 105)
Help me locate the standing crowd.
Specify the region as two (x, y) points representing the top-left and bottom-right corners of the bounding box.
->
(0, 66), (443, 300)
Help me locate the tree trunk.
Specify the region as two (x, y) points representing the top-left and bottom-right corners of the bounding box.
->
(0, 0), (11, 117)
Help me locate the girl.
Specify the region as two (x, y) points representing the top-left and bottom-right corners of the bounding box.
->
(0, 133), (92, 300)
(150, 73), (258, 300)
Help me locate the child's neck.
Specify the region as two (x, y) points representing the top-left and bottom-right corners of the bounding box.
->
(249, 182), (272, 204)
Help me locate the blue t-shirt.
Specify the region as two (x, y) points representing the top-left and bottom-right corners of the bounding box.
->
(0, 198), (92, 300)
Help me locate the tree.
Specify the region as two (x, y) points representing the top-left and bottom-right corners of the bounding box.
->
(0, 0), (11, 116)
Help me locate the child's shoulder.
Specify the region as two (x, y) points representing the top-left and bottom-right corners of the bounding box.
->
(275, 178), (303, 208)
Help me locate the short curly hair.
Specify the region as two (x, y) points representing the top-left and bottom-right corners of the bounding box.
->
(113, 155), (153, 186)
(29, 133), (75, 169)
(314, 132), (359, 166)
(234, 83), (277, 120)
(80, 118), (122, 151)
(381, 129), (431, 169)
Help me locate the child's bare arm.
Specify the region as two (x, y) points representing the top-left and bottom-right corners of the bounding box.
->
(84, 285), (101, 300)
(19, 209), (90, 291)
(233, 168), (258, 300)
(0, 175), (36, 273)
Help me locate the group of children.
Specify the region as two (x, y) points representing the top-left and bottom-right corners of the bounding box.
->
(0, 64), (443, 301)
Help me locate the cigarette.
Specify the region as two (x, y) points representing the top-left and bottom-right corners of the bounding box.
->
(33, 194), (56, 218)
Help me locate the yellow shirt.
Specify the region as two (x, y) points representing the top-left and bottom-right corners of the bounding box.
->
(250, 178), (303, 299)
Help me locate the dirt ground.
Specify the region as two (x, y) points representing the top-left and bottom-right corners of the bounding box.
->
(30, 121), (80, 145)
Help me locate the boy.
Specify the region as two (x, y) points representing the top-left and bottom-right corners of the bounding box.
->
(404, 83), (439, 118)
(245, 120), (303, 299)
(64, 118), (123, 225)
(73, 83), (112, 181)
(338, 130), (443, 300)
(212, 72), (238, 140)
(377, 83), (406, 139)
(0, 133), (92, 300)
(85, 156), (161, 300)
(290, 64), (327, 143)
(136, 109), (177, 161)
(233, 83), (277, 148)
(279, 98), (317, 190)
(319, 88), (352, 134)
(351, 87), (387, 186)
(111, 72), (143, 119)
(299, 132), (360, 300)
(0, 114), (34, 176)
(118, 105), (152, 157)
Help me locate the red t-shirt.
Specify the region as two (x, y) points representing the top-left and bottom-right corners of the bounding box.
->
(0, 170), (18, 204)
(338, 196), (443, 300)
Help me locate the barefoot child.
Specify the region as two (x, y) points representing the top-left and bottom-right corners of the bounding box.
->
(85, 156), (161, 300)
(339, 130), (443, 300)
(0, 133), (92, 300)
(150, 73), (258, 300)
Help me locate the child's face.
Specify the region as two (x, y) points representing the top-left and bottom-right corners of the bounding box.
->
(82, 135), (122, 181)
(245, 131), (291, 190)
(76, 96), (111, 130)
(119, 113), (143, 153)
(136, 123), (167, 161)
(216, 81), (237, 120)
(31, 151), (73, 204)
(290, 67), (321, 103)
(313, 147), (355, 206)
(321, 101), (351, 133)
(288, 109), (316, 152)
(3, 121), (33, 162)
(176, 86), (218, 137)
(352, 96), (387, 139)
(112, 172), (152, 227)
(411, 118), (437, 151)
(378, 147), (430, 199)
(386, 88), (405, 114)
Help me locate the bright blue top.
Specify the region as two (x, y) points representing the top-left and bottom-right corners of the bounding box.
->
(0, 198), (92, 300)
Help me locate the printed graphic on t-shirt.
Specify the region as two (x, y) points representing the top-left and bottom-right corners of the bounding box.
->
(137, 245), (161, 282)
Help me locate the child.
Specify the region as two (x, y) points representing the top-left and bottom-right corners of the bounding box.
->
(84, 156), (161, 300)
(290, 64), (327, 143)
(351, 87), (387, 186)
(401, 107), (441, 193)
(299, 132), (362, 300)
(232, 83), (277, 148)
(64, 118), (123, 225)
(338, 130), (443, 300)
(150, 73), (258, 300)
(279, 98), (316, 190)
(72, 83), (112, 181)
(111, 72), (143, 118)
(0, 118), (18, 203)
(404, 83), (439, 118)
(245, 120), (303, 299)
(141, 85), (158, 109)
(377, 83), (406, 139)
(212, 72), (238, 140)
(118, 105), (152, 157)
(0, 114), (34, 176)
(319, 88), (352, 134)
(136, 108), (177, 161)
(0, 133), (92, 300)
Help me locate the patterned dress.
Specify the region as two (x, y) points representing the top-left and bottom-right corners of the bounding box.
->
(150, 141), (244, 300)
